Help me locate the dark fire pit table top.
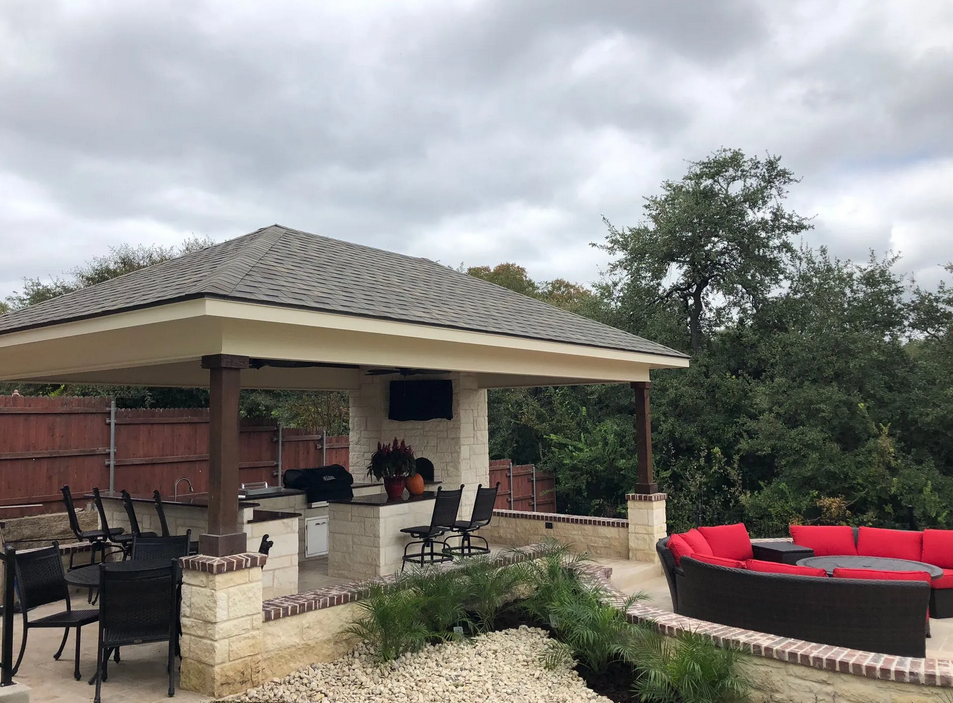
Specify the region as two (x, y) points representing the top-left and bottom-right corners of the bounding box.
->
(797, 555), (943, 579)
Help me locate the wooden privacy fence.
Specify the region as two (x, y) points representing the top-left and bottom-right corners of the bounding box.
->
(489, 458), (556, 513)
(0, 395), (348, 517)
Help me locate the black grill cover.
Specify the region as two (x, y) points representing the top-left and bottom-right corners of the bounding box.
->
(283, 465), (354, 503)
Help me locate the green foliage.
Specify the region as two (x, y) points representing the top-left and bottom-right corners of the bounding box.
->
(601, 147), (811, 352)
(454, 555), (524, 633)
(633, 632), (749, 703)
(345, 581), (432, 663)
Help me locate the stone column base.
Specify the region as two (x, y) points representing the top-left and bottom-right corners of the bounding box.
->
(627, 493), (667, 563)
(179, 553), (266, 698)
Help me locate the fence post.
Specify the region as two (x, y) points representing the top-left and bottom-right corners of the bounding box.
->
(108, 399), (116, 493)
(321, 428), (327, 466)
(507, 460), (514, 509)
(276, 423), (283, 488)
(532, 464), (537, 512)
(1, 545), (15, 686)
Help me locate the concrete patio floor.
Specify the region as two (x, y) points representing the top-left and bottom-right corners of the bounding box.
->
(10, 554), (953, 702)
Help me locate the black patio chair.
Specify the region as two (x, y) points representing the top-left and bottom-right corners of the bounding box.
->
(120, 490), (158, 543)
(61, 485), (121, 569)
(152, 491), (199, 555)
(152, 490), (171, 538)
(258, 534), (274, 556)
(444, 483), (499, 557)
(131, 531), (192, 561)
(91, 488), (130, 560)
(93, 561), (180, 703)
(400, 485), (464, 570)
(11, 542), (99, 681)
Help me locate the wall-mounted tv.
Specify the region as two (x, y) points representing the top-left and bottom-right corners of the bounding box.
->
(388, 379), (453, 422)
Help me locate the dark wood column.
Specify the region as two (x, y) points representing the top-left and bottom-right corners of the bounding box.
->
(200, 354), (249, 556)
(631, 381), (658, 494)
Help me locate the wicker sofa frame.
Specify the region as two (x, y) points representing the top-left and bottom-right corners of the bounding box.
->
(658, 545), (930, 658)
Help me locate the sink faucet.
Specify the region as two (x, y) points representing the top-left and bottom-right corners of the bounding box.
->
(173, 477), (194, 501)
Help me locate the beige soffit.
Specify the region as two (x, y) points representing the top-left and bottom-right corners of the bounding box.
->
(0, 299), (687, 386)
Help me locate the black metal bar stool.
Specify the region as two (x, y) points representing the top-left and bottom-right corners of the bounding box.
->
(400, 485), (463, 570)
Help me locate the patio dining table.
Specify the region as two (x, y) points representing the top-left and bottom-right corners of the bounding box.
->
(65, 558), (182, 589)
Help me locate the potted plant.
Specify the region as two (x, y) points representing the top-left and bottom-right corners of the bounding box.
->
(367, 438), (417, 500)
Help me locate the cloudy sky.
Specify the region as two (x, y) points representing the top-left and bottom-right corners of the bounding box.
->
(1, 0), (951, 302)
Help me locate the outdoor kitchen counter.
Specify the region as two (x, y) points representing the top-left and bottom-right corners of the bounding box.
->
(326, 490), (438, 506)
(327, 490), (443, 581)
(90, 490), (262, 509)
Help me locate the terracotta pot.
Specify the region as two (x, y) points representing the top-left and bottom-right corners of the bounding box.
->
(384, 476), (406, 500)
(405, 473), (425, 496)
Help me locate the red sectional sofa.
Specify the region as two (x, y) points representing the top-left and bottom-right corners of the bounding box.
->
(658, 523), (953, 619)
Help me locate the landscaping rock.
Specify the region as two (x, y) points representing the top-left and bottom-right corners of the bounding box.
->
(225, 627), (611, 703)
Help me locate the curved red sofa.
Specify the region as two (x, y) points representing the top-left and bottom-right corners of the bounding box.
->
(660, 523), (953, 619)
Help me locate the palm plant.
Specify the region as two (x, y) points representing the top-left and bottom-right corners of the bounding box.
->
(632, 631), (749, 703)
(456, 555), (525, 632)
(344, 582), (431, 663)
(515, 541), (593, 626)
(402, 566), (471, 638)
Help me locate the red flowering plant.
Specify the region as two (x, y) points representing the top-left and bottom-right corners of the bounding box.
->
(367, 438), (417, 480)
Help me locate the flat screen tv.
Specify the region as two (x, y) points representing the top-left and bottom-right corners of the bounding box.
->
(388, 379), (453, 421)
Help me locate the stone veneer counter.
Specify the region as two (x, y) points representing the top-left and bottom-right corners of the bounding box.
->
(327, 490), (442, 580)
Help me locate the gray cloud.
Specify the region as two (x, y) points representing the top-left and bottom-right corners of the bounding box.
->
(0, 0), (951, 302)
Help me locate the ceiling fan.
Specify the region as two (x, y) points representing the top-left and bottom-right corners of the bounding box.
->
(364, 367), (446, 377)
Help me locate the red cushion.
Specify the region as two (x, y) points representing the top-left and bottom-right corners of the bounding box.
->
(789, 525), (857, 556)
(689, 554), (746, 569)
(666, 533), (694, 566)
(832, 567), (932, 584)
(745, 559), (827, 577)
(680, 528), (714, 556)
(922, 530), (953, 569)
(857, 526), (923, 561)
(697, 524), (753, 561)
(933, 569), (953, 589)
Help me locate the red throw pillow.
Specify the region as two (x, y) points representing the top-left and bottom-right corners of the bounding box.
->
(922, 530), (953, 569)
(832, 567), (932, 584)
(697, 524), (753, 561)
(857, 526), (923, 561)
(745, 559), (827, 577)
(688, 553), (746, 569)
(680, 528), (714, 556)
(934, 569), (953, 589)
(666, 533), (694, 566)
(789, 525), (857, 557)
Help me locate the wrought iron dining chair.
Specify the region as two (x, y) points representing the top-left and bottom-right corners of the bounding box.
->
(61, 485), (121, 569)
(445, 483), (500, 557)
(400, 485), (464, 570)
(11, 542), (99, 681)
(93, 561), (180, 702)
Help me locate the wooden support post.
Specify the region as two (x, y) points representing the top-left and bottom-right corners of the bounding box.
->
(631, 381), (657, 494)
(199, 354), (249, 557)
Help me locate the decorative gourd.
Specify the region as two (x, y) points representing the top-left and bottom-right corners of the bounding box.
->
(405, 473), (425, 496)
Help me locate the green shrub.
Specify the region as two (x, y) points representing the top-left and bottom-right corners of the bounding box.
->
(403, 566), (472, 638)
(632, 631), (749, 703)
(345, 581), (431, 663)
(455, 555), (525, 633)
(515, 541), (592, 625)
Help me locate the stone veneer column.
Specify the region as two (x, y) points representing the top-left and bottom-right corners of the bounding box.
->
(350, 372), (490, 516)
(179, 553), (266, 698)
(627, 492), (667, 563)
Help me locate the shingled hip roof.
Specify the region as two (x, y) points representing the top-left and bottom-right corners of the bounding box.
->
(0, 225), (686, 359)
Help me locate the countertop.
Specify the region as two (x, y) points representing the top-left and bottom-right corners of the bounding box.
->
(327, 490), (439, 507)
(91, 490), (262, 509)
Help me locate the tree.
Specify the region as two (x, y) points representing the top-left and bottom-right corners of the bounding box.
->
(4, 237), (214, 310)
(600, 148), (812, 352)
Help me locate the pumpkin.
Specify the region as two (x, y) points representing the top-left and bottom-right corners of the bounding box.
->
(405, 473), (425, 496)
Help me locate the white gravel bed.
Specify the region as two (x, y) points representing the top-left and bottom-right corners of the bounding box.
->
(227, 626), (612, 703)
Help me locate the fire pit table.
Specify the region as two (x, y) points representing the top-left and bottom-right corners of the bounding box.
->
(797, 555), (944, 579)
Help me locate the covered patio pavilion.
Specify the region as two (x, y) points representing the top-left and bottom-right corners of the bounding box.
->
(0, 224), (688, 696)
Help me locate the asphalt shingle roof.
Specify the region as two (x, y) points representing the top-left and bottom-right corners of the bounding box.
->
(0, 225), (686, 358)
